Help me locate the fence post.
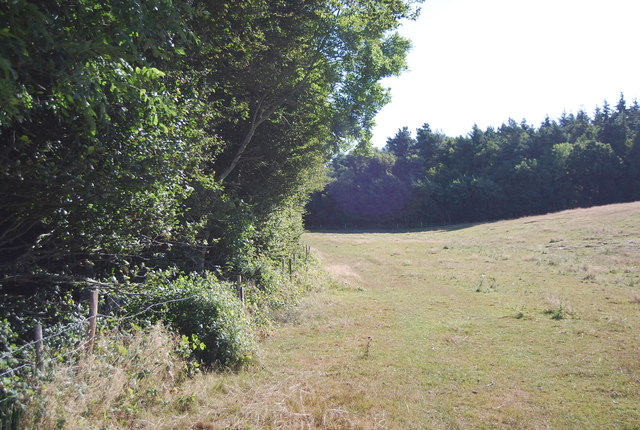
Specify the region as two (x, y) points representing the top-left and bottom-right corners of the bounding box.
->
(34, 324), (43, 375)
(236, 275), (245, 305)
(288, 258), (293, 280)
(305, 245), (309, 264)
(86, 289), (98, 353)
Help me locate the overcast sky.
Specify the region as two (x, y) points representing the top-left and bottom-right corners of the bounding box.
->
(371, 0), (640, 147)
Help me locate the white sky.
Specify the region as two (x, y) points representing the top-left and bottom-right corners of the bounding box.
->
(372, 0), (640, 147)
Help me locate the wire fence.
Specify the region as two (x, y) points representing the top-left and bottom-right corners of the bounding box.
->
(0, 245), (313, 425)
(0, 316), (91, 363)
(0, 293), (203, 376)
(0, 289), (209, 422)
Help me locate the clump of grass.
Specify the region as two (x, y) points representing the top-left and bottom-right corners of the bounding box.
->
(22, 324), (192, 429)
(543, 296), (575, 320)
(543, 306), (566, 320)
(474, 276), (498, 293)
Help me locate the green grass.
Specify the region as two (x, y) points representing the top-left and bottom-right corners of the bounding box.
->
(182, 202), (640, 429)
(32, 202), (640, 428)
(301, 202), (639, 429)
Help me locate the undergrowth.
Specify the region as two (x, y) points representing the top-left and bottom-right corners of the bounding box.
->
(22, 324), (192, 429)
(13, 254), (328, 429)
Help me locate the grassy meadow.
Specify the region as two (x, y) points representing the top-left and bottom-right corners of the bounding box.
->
(35, 202), (640, 429)
(297, 202), (640, 429)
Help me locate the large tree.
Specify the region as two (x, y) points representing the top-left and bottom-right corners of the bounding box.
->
(0, 0), (420, 294)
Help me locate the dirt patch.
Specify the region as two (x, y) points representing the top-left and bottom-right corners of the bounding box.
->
(325, 263), (361, 282)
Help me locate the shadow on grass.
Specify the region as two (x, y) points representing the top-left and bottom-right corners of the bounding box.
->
(304, 221), (481, 234)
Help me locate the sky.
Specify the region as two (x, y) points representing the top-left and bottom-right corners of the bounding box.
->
(371, 0), (640, 147)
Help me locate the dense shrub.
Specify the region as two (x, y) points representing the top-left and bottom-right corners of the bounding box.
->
(124, 271), (255, 368)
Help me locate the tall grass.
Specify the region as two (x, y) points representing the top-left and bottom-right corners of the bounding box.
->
(23, 324), (192, 429)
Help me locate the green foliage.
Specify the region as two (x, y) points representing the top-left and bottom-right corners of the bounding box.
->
(0, 0), (419, 413)
(123, 271), (255, 368)
(308, 97), (640, 228)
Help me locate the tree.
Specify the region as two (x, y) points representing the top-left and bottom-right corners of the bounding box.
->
(310, 150), (411, 227)
(385, 126), (415, 157)
(0, 0), (194, 292)
(597, 94), (631, 157)
(624, 133), (640, 200)
(415, 123), (446, 165)
(567, 140), (623, 206)
(175, 0), (420, 269)
(0, 0), (421, 294)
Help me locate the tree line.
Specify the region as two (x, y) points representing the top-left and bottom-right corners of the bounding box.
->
(0, 0), (419, 367)
(306, 95), (640, 227)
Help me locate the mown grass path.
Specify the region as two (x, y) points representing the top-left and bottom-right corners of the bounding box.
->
(179, 203), (640, 429)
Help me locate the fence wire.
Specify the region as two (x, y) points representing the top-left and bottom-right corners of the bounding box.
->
(0, 293), (200, 382)
(0, 273), (261, 422)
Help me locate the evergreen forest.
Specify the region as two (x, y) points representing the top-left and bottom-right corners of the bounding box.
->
(306, 96), (640, 228)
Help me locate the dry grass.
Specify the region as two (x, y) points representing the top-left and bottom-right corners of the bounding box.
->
(23, 324), (192, 429)
(171, 202), (640, 429)
(25, 202), (640, 429)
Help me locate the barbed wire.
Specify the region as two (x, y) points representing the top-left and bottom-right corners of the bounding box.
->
(0, 362), (32, 379)
(0, 316), (91, 362)
(108, 294), (200, 322)
(0, 293), (201, 380)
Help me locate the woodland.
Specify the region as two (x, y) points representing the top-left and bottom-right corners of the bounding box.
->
(0, 0), (419, 413)
(306, 96), (640, 227)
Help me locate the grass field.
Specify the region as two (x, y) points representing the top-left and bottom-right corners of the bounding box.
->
(149, 202), (640, 429)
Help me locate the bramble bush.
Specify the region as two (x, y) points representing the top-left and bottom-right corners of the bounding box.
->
(123, 271), (255, 368)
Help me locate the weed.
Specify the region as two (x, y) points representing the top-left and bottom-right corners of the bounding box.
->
(543, 296), (574, 320)
(22, 324), (190, 429)
(361, 336), (373, 359)
(543, 306), (566, 320)
(174, 394), (197, 413)
(475, 276), (498, 293)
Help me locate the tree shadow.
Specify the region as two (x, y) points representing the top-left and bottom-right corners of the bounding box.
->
(305, 221), (481, 234)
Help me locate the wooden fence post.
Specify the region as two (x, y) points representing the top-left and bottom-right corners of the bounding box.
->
(288, 258), (293, 280)
(86, 289), (98, 353)
(305, 245), (309, 264)
(236, 275), (245, 305)
(34, 324), (43, 375)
